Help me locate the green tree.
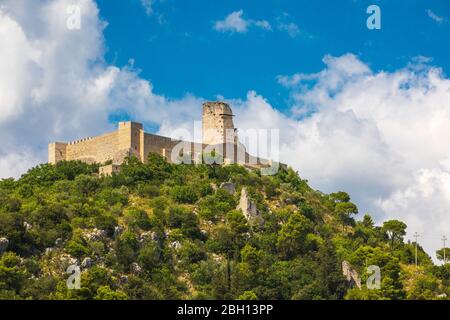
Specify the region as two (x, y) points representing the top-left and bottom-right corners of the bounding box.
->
(116, 230), (139, 268)
(276, 212), (314, 259)
(330, 191), (350, 203)
(382, 220), (407, 249)
(171, 186), (198, 204)
(335, 202), (358, 231)
(314, 241), (347, 299)
(75, 174), (99, 197)
(238, 290), (258, 300)
(0, 252), (27, 293)
(436, 247), (449, 263)
(94, 286), (128, 300)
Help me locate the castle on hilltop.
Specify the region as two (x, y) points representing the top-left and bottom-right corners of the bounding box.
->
(49, 102), (280, 175)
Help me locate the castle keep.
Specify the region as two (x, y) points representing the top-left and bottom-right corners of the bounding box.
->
(49, 102), (277, 173)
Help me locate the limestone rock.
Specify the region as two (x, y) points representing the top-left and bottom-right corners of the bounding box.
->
(131, 262), (142, 274)
(83, 228), (107, 242)
(23, 222), (32, 231)
(51, 254), (78, 273)
(139, 231), (158, 243)
(170, 241), (182, 250)
(342, 260), (362, 289)
(0, 237), (9, 255)
(237, 188), (263, 224)
(118, 275), (129, 285)
(220, 182), (236, 195)
(81, 257), (93, 268)
(113, 226), (124, 239)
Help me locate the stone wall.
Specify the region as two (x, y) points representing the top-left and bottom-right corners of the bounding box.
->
(99, 164), (121, 176)
(142, 132), (204, 163)
(143, 132), (178, 162)
(65, 131), (120, 164)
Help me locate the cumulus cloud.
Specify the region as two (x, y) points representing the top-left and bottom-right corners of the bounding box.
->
(0, 0), (199, 178)
(214, 10), (271, 33)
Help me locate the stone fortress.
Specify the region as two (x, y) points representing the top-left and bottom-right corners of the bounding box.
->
(49, 102), (280, 175)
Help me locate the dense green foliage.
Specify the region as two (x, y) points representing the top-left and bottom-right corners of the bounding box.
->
(0, 154), (448, 300)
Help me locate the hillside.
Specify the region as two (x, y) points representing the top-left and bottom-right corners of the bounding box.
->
(0, 153), (448, 300)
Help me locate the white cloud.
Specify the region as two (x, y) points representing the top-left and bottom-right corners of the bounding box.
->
(427, 9), (444, 24)
(214, 10), (248, 33)
(0, 151), (37, 180)
(377, 168), (450, 251)
(140, 0), (154, 15)
(278, 22), (300, 38)
(254, 19), (272, 31)
(0, 0), (199, 178)
(275, 13), (306, 38)
(214, 10), (271, 33)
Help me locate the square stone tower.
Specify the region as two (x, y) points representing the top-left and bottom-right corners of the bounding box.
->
(48, 142), (68, 164)
(202, 101), (238, 146)
(118, 121), (143, 159)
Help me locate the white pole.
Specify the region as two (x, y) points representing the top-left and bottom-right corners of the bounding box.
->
(413, 232), (420, 267)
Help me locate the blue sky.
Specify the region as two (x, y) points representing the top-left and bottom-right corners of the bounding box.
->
(97, 0), (450, 111)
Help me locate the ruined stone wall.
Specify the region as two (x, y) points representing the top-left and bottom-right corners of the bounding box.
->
(65, 131), (120, 164)
(143, 133), (176, 162)
(142, 133), (204, 163)
(202, 102), (237, 146)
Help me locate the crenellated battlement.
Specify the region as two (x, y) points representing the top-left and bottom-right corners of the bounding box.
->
(68, 137), (95, 145)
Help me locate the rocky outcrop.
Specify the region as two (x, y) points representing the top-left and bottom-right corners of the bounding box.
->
(170, 241), (182, 250)
(83, 229), (107, 242)
(41, 253), (78, 275)
(139, 231), (158, 243)
(23, 222), (32, 231)
(237, 188), (263, 224)
(81, 257), (93, 268)
(220, 182), (236, 195)
(0, 237), (9, 255)
(113, 226), (124, 239)
(131, 262), (142, 274)
(342, 260), (362, 289)
(55, 238), (64, 247)
(118, 275), (129, 285)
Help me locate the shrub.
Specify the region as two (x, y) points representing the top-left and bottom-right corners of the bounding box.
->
(170, 186), (198, 204)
